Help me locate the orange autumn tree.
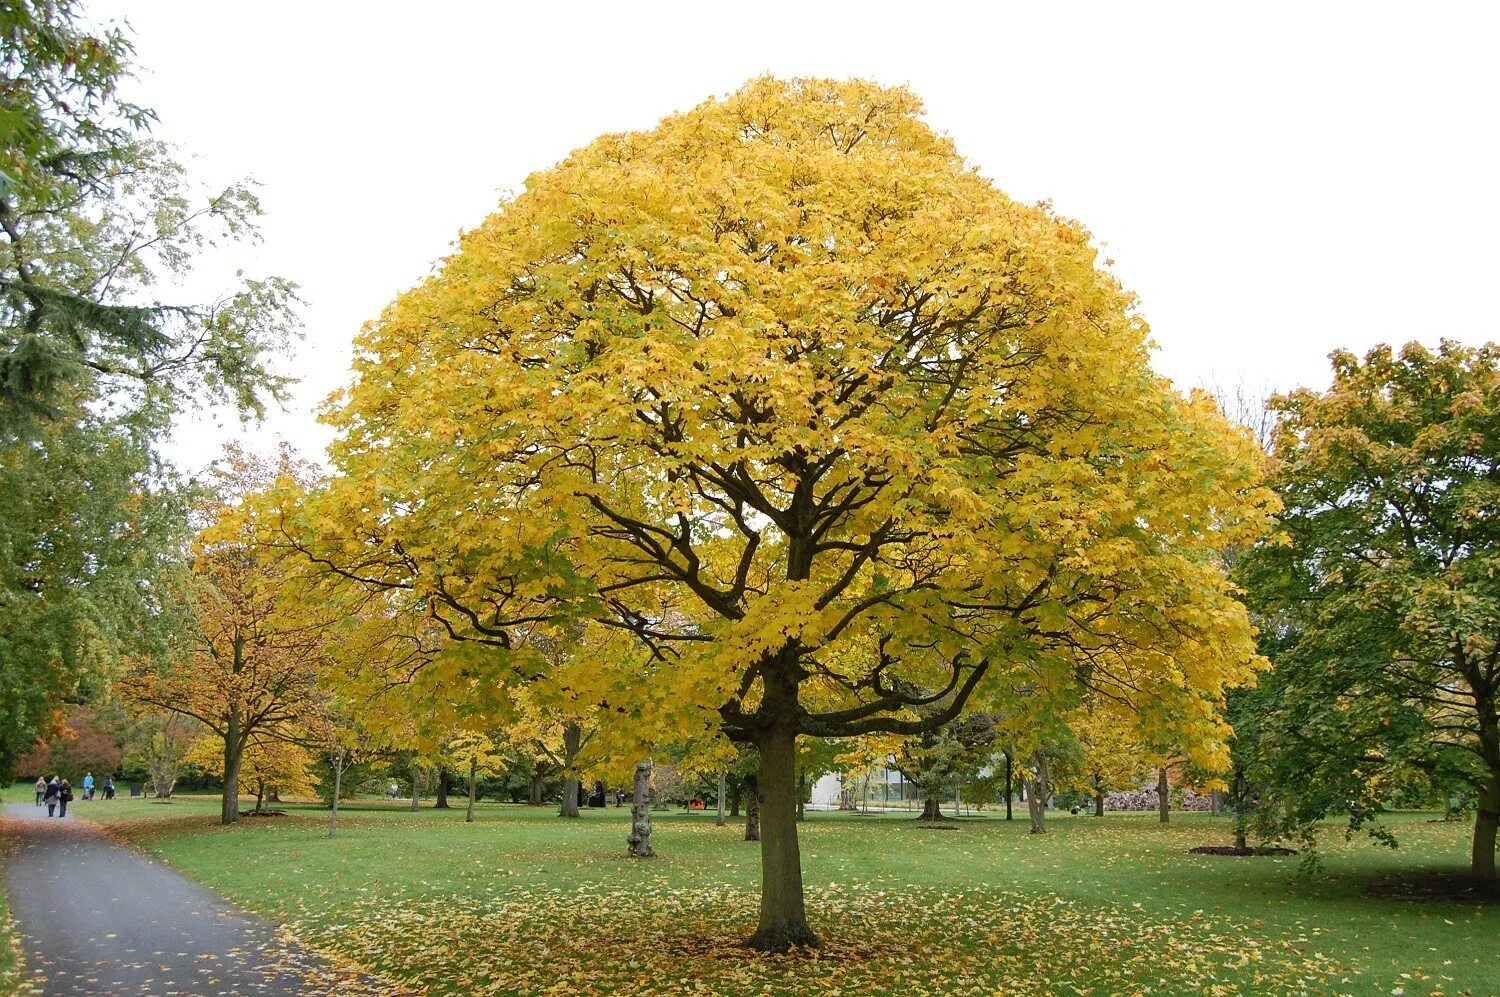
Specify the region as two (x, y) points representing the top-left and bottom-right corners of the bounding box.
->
(307, 77), (1273, 949)
(125, 446), (329, 825)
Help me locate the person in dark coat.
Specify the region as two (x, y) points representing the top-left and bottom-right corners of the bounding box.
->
(103, 776), (116, 800)
(44, 777), (60, 816)
(57, 779), (74, 817)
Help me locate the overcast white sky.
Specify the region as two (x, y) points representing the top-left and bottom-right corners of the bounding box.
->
(93, 1), (1499, 473)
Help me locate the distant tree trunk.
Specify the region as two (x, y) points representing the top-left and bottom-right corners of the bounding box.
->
(1093, 775), (1105, 817)
(627, 759), (655, 858)
(716, 772), (726, 827)
(920, 793), (943, 822)
(1004, 751), (1013, 821)
(1157, 766), (1170, 824)
(254, 778), (266, 814)
(796, 771), (807, 822)
(1210, 789), (1223, 816)
(328, 748), (345, 839)
(559, 723), (582, 819)
(729, 783), (743, 818)
(529, 772), (546, 806)
(436, 766), (451, 809)
(1231, 764), (1249, 850)
(466, 759), (478, 823)
(744, 773), (761, 841)
(410, 763), (420, 812)
(1026, 752), (1049, 834)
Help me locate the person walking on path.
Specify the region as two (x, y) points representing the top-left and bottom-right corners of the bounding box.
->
(43, 777), (59, 816)
(57, 779), (73, 818)
(33, 776), (46, 806)
(103, 775), (115, 800)
(82, 772), (94, 800)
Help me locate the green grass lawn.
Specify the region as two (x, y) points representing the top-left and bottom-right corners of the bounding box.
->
(65, 793), (1493, 996)
(1, 783), (27, 988)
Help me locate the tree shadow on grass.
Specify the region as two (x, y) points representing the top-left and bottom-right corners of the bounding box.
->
(1364, 868), (1496, 905)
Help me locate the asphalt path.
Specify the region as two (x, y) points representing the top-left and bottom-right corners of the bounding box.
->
(2, 803), (401, 996)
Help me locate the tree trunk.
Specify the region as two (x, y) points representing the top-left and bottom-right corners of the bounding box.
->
(410, 764), (420, 812)
(1210, 788), (1223, 816)
(559, 723), (581, 819)
(1094, 783), (1105, 818)
(220, 727), (243, 825)
(1026, 751), (1049, 834)
(729, 784), (742, 818)
(1231, 764), (1249, 850)
(627, 759), (655, 858)
(1004, 752), (1013, 821)
(796, 770), (807, 821)
(328, 748), (344, 839)
(529, 773), (546, 806)
(716, 772), (727, 827)
(1157, 766), (1170, 824)
(466, 759), (477, 823)
(254, 778), (265, 814)
(746, 726), (816, 951)
(744, 774), (760, 841)
(436, 766), (451, 809)
(1474, 771), (1498, 882)
(920, 794), (943, 822)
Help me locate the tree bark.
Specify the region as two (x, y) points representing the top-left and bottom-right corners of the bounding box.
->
(716, 772), (727, 827)
(529, 772), (546, 806)
(746, 726), (817, 951)
(410, 764), (420, 812)
(1026, 751), (1049, 834)
(328, 748), (344, 839)
(466, 759), (478, 823)
(1094, 787), (1105, 818)
(627, 758), (655, 858)
(1004, 751), (1013, 821)
(744, 774), (760, 841)
(220, 725), (243, 826)
(559, 723), (581, 819)
(920, 794), (943, 822)
(1157, 766), (1170, 824)
(254, 779), (265, 814)
(1231, 764), (1249, 850)
(1474, 771), (1498, 882)
(729, 783), (742, 818)
(796, 770), (807, 821)
(436, 766), (451, 809)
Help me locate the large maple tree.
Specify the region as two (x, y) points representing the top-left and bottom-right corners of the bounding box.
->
(309, 77), (1272, 948)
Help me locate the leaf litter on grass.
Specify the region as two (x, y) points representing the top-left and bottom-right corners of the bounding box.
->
(281, 882), (1344, 996)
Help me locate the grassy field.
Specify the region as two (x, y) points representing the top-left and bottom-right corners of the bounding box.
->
(42, 791), (1490, 996)
(0, 782), (24, 988)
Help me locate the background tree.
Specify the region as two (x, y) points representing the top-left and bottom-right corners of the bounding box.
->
(445, 731), (506, 823)
(186, 734), (316, 813)
(122, 447), (328, 824)
(1243, 341), (1500, 882)
(892, 714), (997, 822)
(1054, 702), (1151, 817)
(311, 77), (1273, 949)
(120, 709), (196, 797)
(0, 1), (297, 772)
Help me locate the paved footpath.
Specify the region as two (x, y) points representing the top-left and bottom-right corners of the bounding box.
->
(2, 804), (404, 996)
